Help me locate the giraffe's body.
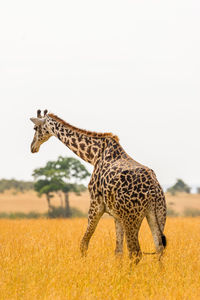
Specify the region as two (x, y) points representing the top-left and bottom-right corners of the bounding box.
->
(30, 110), (167, 263)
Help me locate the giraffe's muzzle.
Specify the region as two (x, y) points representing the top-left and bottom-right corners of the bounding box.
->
(31, 140), (40, 153)
(31, 147), (39, 153)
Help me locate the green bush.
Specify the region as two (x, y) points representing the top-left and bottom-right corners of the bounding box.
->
(47, 206), (86, 218)
(70, 207), (87, 218)
(183, 208), (200, 217)
(167, 208), (179, 217)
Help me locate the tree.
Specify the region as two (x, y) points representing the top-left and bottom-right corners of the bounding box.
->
(52, 156), (90, 216)
(33, 156), (90, 217)
(167, 179), (191, 195)
(34, 178), (61, 210)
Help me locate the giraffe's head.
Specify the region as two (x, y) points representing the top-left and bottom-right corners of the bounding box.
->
(30, 110), (52, 153)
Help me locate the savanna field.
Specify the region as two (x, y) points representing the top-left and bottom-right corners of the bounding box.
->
(0, 217), (200, 300)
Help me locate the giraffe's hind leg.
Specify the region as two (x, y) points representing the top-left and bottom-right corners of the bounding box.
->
(123, 219), (142, 264)
(114, 218), (124, 255)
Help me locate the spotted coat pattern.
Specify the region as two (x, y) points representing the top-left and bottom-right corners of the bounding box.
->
(30, 111), (167, 263)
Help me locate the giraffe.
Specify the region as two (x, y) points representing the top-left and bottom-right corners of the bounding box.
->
(30, 109), (167, 263)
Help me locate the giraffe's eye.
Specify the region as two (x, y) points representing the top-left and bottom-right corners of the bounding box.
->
(34, 126), (37, 131)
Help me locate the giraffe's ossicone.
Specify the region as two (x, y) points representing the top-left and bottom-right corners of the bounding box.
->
(30, 110), (167, 263)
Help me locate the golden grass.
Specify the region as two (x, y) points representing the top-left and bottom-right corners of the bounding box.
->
(0, 190), (200, 215)
(0, 218), (199, 300)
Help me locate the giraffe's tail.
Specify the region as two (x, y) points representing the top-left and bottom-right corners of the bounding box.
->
(154, 192), (167, 249)
(161, 234), (167, 248)
(148, 178), (167, 250)
(154, 187), (167, 249)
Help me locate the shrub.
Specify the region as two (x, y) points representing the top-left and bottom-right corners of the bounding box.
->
(47, 206), (86, 218)
(183, 208), (200, 217)
(167, 208), (179, 217)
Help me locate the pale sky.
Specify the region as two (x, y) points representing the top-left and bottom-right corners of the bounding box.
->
(0, 0), (199, 189)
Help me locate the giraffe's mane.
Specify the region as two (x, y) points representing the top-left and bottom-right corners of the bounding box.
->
(48, 113), (119, 142)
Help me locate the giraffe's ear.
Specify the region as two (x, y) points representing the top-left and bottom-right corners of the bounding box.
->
(30, 117), (46, 126)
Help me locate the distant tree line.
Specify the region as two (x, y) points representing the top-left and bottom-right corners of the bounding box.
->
(0, 179), (34, 193)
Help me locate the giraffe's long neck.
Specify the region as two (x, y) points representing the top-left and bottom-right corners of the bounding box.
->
(46, 115), (106, 165)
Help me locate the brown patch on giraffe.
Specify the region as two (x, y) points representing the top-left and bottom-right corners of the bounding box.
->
(48, 113), (119, 142)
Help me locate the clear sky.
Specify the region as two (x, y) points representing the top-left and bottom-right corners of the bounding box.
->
(0, 0), (199, 188)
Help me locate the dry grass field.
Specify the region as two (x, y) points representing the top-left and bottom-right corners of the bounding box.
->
(0, 217), (199, 299)
(0, 190), (90, 214)
(0, 190), (200, 215)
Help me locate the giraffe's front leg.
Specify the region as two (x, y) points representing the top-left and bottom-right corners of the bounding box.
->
(114, 218), (124, 255)
(80, 201), (104, 257)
